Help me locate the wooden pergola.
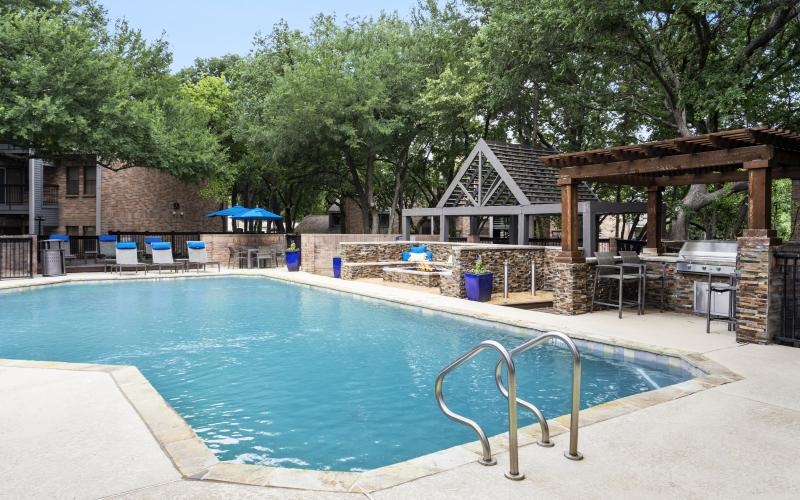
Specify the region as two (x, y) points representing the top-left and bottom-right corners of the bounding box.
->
(541, 127), (800, 262)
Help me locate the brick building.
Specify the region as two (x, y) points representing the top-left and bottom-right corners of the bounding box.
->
(1, 147), (220, 236)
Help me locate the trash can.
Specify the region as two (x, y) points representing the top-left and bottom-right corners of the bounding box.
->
(332, 257), (342, 278)
(40, 240), (66, 277)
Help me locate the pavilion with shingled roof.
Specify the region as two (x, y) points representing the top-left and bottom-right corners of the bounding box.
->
(401, 139), (644, 256)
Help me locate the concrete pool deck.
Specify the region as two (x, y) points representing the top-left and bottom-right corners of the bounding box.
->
(1, 269), (799, 499)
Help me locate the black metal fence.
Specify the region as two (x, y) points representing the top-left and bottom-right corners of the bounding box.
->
(0, 237), (34, 279)
(0, 184), (27, 206)
(616, 239), (647, 254)
(109, 231), (202, 258)
(774, 252), (800, 346)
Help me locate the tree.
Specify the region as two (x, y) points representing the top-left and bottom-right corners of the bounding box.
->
(0, 0), (223, 180)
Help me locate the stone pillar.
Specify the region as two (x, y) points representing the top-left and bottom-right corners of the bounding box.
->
(736, 230), (781, 344)
(552, 261), (592, 315)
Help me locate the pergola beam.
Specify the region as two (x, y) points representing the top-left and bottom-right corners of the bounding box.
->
(559, 145), (773, 180)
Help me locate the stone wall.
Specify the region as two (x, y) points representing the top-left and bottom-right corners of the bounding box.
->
(643, 260), (729, 313)
(340, 241), (551, 298)
(200, 233), (285, 266)
(736, 233), (780, 344)
(551, 262), (593, 315)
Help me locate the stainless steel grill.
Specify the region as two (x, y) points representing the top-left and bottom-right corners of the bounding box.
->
(676, 240), (738, 276)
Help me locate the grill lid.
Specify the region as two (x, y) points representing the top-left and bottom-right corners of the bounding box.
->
(678, 240), (738, 264)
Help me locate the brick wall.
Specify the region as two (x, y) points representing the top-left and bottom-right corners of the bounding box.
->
(200, 233), (285, 266)
(52, 161), (96, 232)
(101, 167), (220, 233)
(302, 233), (399, 275)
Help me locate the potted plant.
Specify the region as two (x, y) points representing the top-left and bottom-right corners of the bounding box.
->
(464, 256), (493, 302)
(285, 242), (301, 272)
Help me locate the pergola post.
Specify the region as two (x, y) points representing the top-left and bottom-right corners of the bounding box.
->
(439, 214), (449, 242)
(644, 186), (663, 254)
(557, 179), (584, 263)
(745, 160), (772, 234)
(402, 215), (410, 240)
(580, 202), (596, 257)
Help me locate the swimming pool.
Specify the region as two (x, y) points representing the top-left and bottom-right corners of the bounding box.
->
(0, 277), (691, 471)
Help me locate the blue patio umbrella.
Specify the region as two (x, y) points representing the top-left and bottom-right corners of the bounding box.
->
(231, 208), (283, 220)
(207, 205), (251, 217)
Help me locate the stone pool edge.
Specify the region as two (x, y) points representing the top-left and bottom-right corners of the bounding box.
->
(0, 272), (742, 493)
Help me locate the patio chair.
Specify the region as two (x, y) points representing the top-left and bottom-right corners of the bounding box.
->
(149, 242), (183, 273)
(186, 241), (221, 272)
(274, 246), (285, 267)
(227, 246), (247, 269)
(591, 251), (642, 319)
(619, 250), (667, 313)
(144, 237), (162, 261)
(114, 242), (147, 274)
(256, 246), (275, 268)
(98, 235), (118, 272)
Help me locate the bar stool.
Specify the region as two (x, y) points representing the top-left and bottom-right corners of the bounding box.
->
(706, 272), (737, 333)
(591, 252), (642, 319)
(619, 251), (667, 313)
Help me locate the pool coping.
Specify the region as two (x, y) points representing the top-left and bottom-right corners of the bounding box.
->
(0, 271), (743, 493)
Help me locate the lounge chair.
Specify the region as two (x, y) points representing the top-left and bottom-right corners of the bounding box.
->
(144, 236), (162, 261)
(114, 242), (147, 274)
(149, 242), (183, 273)
(186, 241), (221, 272)
(48, 234), (76, 264)
(99, 235), (117, 272)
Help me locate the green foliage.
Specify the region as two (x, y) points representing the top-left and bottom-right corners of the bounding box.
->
(0, 0), (222, 180)
(471, 256), (489, 275)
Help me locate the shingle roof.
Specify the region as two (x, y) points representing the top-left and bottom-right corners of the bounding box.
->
(442, 140), (596, 207)
(483, 140), (596, 204)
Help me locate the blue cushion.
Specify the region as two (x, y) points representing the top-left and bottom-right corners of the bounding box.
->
(409, 246), (427, 254)
(187, 241), (205, 249)
(49, 234), (69, 241)
(144, 237), (162, 244)
(402, 251), (410, 261)
(426, 251), (433, 261)
(116, 242), (136, 250)
(151, 242), (171, 250)
(99, 235), (117, 242)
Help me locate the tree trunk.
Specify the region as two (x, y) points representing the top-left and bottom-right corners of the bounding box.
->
(387, 148), (410, 235)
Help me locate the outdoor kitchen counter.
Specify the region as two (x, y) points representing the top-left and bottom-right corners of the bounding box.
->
(639, 254), (679, 263)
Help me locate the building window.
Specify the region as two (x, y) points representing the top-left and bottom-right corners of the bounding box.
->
(65, 226), (79, 236)
(83, 166), (96, 196)
(66, 167), (80, 196)
(83, 226), (96, 236)
(379, 213), (390, 231)
(329, 212), (342, 230)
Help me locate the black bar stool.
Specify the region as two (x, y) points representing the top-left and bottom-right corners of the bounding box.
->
(706, 272), (737, 333)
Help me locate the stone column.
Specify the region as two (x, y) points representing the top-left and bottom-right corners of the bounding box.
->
(552, 261), (593, 315)
(736, 230), (780, 344)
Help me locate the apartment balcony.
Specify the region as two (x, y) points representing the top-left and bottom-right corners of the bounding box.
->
(0, 184), (59, 213)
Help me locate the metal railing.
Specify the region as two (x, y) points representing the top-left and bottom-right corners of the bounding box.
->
(43, 184), (59, 205)
(435, 340), (524, 480)
(494, 331), (583, 460)
(435, 333), (583, 481)
(616, 238), (647, 254)
(0, 184), (27, 206)
(110, 231), (201, 258)
(0, 236), (34, 279)
(774, 252), (800, 346)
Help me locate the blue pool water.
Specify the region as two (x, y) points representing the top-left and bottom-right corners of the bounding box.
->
(0, 277), (690, 471)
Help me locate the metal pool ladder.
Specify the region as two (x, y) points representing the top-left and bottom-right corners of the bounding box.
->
(434, 332), (583, 481)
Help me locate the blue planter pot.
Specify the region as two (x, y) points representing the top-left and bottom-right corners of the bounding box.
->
(465, 272), (493, 302)
(286, 250), (301, 271)
(332, 257), (342, 278)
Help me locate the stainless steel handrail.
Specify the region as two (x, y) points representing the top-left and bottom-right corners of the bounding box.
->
(494, 363), (554, 448)
(434, 340), (525, 480)
(495, 331), (583, 460)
